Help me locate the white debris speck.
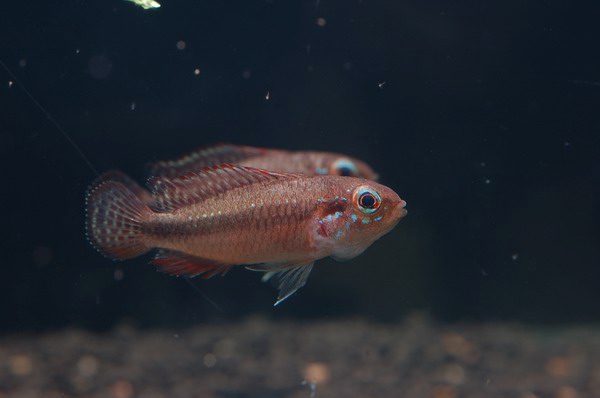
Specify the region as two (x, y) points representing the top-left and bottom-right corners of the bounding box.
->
(8, 81), (13, 88)
(242, 69), (251, 79)
(265, 91), (270, 100)
(176, 40), (186, 50)
(126, 0), (160, 10)
(512, 253), (519, 261)
(484, 179), (491, 184)
(194, 68), (201, 76)
(316, 17), (326, 27)
(19, 59), (26, 67)
(378, 81), (386, 88)
(130, 102), (136, 111)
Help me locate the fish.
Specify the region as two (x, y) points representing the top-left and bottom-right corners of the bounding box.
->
(86, 164), (407, 305)
(146, 144), (379, 180)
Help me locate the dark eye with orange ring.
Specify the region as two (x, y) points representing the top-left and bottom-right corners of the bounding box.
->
(357, 190), (381, 213)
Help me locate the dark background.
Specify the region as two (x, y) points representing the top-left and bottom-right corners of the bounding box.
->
(1, 0), (599, 332)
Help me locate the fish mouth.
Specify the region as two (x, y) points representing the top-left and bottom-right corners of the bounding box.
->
(393, 198), (408, 220)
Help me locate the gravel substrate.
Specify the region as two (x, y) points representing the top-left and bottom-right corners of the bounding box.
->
(2, 314), (600, 398)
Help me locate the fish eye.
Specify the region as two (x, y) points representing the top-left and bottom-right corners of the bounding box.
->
(355, 187), (381, 214)
(332, 159), (358, 177)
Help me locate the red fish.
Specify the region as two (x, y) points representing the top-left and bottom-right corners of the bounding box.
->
(86, 164), (406, 304)
(147, 144), (379, 180)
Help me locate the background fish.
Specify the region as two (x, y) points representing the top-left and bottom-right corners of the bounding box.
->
(86, 164), (406, 304)
(146, 144), (379, 180)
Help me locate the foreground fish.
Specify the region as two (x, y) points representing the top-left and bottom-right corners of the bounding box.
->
(147, 144), (379, 180)
(86, 164), (406, 304)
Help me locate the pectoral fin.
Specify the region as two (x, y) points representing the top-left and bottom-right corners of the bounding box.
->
(247, 262), (315, 306)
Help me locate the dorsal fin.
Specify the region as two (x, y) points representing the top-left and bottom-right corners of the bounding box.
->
(148, 164), (299, 211)
(146, 143), (269, 178)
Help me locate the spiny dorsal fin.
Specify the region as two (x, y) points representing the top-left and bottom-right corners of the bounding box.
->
(146, 144), (269, 178)
(147, 164), (299, 211)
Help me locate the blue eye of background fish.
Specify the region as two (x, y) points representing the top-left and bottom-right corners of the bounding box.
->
(356, 189), (381, 213)
(332, 159), (359, 177)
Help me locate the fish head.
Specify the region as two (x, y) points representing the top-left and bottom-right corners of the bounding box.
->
(317, 177), (407, 261)
(313, 153), (379, 180)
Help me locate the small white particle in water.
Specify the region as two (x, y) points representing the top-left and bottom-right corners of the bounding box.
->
(19, 59), (26, 67)
(378, 81), (386, 88)
(203, 353), (217, 367)
(174, 333), (179, 339)
(75, 49), (80, 54)
(512, 253), (519, 260)
(176, 40), (186, 50)
(114, 269), (124, 281)
(480, 162), (486, 167)
(194, 68), (201, 76)
(8, 81), (13, 88)
(265, 91), (270, 100)
(242, 69), (251, 79)
(130, 102), (136, 111)
(316, 17), (326, 27)
(485, 179), (491, 184)
(564, 141), (570, 147)
(127, 0), (161, 10)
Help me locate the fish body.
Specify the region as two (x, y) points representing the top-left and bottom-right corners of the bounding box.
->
(147, 144), (379, 180)
(86, 165), (406, 304)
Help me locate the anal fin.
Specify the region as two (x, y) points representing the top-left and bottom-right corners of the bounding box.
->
(151, 250), (233, 279)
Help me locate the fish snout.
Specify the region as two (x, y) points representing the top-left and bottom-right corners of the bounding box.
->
(391, 197), (408, 220)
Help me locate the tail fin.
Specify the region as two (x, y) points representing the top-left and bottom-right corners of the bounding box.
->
(86, 180), (153, 260)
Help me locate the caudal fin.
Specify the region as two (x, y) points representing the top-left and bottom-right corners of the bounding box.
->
(86, 179), (153, 260)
